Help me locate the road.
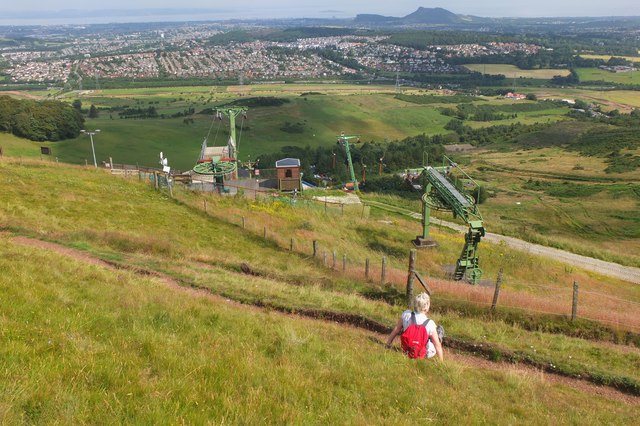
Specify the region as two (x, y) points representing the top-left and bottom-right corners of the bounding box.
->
(364, 200), (640, 284)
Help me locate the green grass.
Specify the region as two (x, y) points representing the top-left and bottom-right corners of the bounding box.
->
(577, 68), (640, 85)
(3, 240), (637, 424)
(464, 64), (571, 79)
(579, 54), (640, 63)
(36, 92), (455, 169)
(36, 88), (571, 170)
(0, 133), (42, 158)
(1, 158), (640, 422)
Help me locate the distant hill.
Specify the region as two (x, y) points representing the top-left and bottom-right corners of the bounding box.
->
(402, 7), (463, 24)
(354, 7), (469, 25)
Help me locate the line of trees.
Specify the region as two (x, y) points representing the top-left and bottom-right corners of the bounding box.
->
(256, 133), (446, 186)
(0, 95), (84, 141)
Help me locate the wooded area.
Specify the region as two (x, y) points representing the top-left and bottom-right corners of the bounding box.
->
(0, 96), (84, 141)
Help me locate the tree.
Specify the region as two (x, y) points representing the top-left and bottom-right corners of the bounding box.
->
(72, 99), (82, 111)
(88, 104), (99, 118)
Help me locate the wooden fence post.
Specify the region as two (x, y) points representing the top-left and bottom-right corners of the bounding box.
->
(365, 258), (370, 280)
(343, 254), (347, 272)
(204, 199), (207, 213)
(491, 269), (504, 313)
(263, 226), (267, 240)
(572, 281), (579, 321)
(242, 216), (245, 229)
(381, 256), (387, 284)
(313, 240), (317, 257)
(406, 249), (417, 308)
(290, 238), (294, 252)
(323, 251), (327, 266)
(332, 251), (336, 269)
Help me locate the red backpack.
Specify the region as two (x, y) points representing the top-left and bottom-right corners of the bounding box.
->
(400, 312), (432, 359)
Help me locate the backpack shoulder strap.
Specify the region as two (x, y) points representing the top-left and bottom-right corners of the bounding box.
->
(421, 317), (433, 330)
(410, 311), (417, 325)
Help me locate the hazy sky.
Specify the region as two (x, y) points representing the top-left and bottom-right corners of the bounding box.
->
(1, 1), (639, 21)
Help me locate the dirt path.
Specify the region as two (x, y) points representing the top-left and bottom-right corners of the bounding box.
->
(9, 235), (639, 405)
(430, 217), (640, 285)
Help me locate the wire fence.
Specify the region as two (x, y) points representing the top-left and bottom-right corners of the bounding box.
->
(124, 169), (640, 333)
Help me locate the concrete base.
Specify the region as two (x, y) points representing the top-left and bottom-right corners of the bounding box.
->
(413, 237), (438, 248)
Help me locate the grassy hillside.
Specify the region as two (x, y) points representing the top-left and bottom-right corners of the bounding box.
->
(1, 158), (639, 423)
(3, 237), (637, 424)
(0, 86), (567, 170)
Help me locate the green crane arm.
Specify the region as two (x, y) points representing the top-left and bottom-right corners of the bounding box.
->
(408, 165), (485, 284)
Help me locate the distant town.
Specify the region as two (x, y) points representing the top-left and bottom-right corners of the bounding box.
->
(0, 24), (545, 85)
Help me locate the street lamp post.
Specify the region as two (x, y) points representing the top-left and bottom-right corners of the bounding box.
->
(81, 129), (100, 168)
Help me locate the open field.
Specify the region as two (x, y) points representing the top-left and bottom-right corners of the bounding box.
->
(576, 68), (640, 85)
(0, 158), (639, 423)
(463, 64), (571, 79)
(579, 54), (640, 63)
(39, 93), (453, 170)
(466, 144), (640, 267)
(536, 88), (640, 111)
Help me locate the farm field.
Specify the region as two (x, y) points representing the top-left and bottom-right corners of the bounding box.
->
(576, 68), (640, 85)
(0, 157), (638, 423)
(463, 64), (571, 79)
(579, 54), (640, 62)
(536, 88), (640, 111)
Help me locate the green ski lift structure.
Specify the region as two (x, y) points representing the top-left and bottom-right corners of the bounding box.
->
(337, 132), (360, 192)
(192, 106), (248, 186)
(406, 156), (485, 284)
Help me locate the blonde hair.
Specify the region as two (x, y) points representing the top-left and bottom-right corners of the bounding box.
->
(413, 292), (431, 314)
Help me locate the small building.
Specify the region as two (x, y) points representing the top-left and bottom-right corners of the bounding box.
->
(275, 158), (302, 192)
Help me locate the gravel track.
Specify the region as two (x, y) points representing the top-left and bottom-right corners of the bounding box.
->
(364, 199), (640, 285)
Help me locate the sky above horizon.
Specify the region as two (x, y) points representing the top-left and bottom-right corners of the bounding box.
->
(1, 1), (639, 23)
